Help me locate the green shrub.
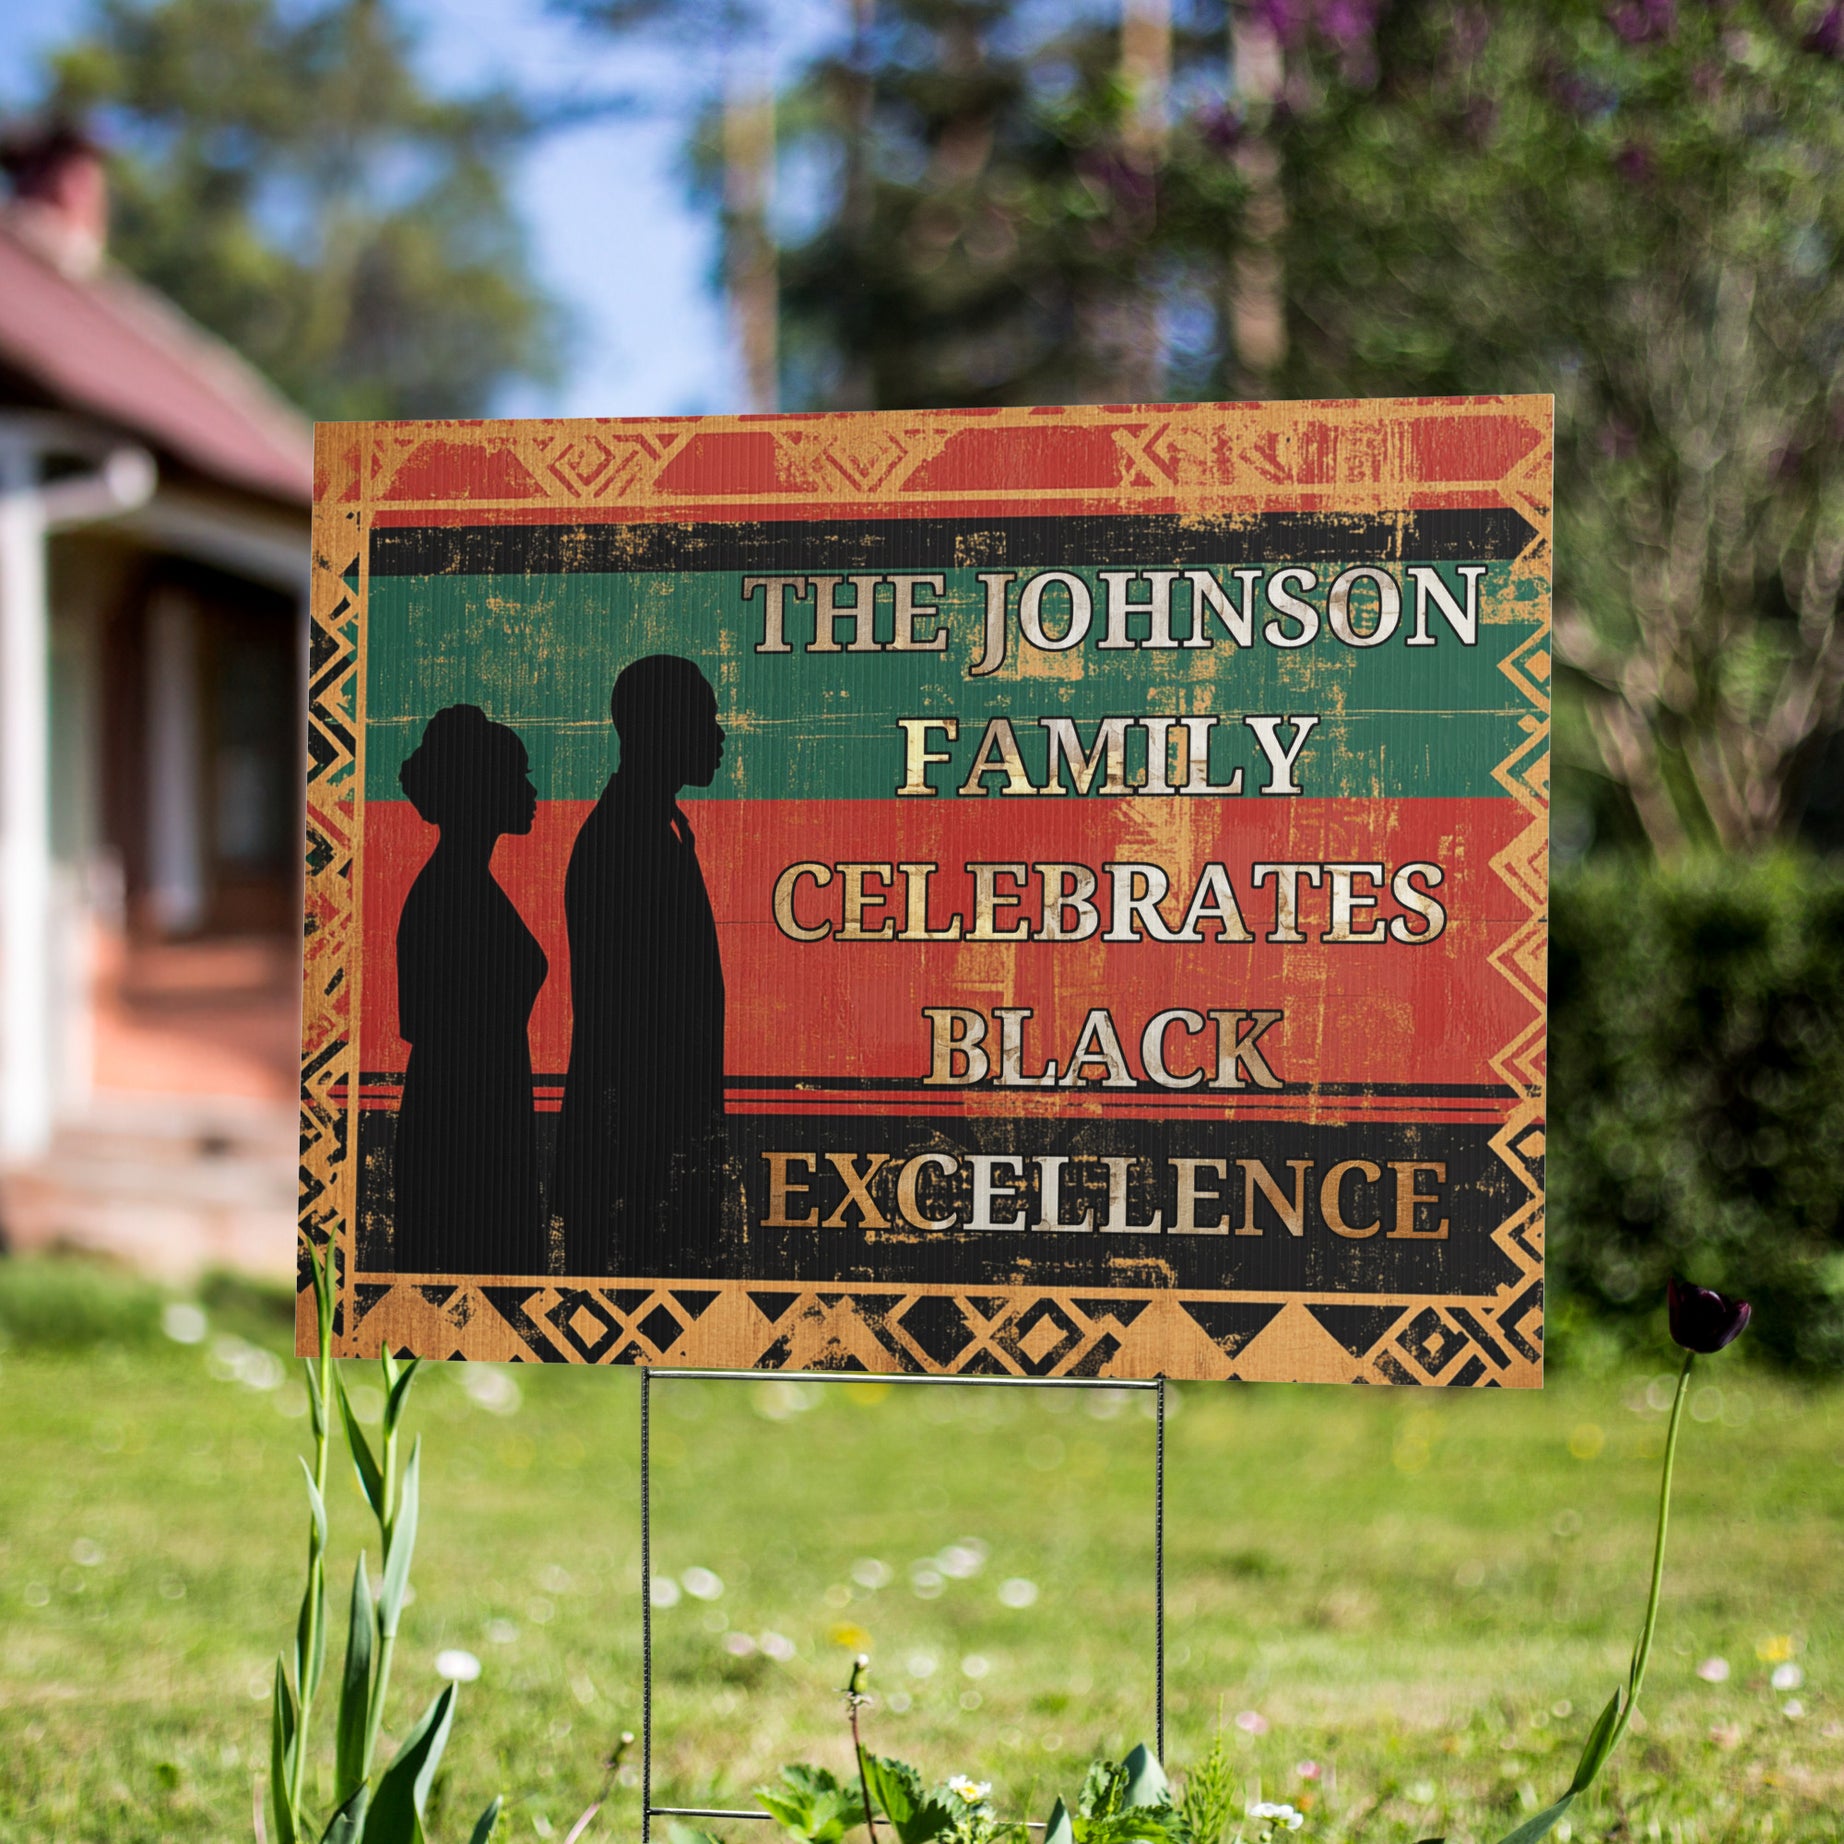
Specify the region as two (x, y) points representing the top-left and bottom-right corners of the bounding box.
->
(199, 1268), (295, 1340)
(1551, 853), (1844, 1370)
(0, 1253), (168, 1351)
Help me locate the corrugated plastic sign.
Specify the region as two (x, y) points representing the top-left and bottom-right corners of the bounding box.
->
(301, 398), (1550, 1383)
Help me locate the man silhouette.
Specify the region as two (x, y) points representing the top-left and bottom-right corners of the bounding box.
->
(552, 655), (727, 1273)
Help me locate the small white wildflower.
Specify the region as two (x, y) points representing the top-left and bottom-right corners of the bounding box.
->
(1234, 1709), (1269, 1735)
(1783, 1698), (1807, 1719)
(1248, 1802), (1303, 1832)
(949, 1778), (991, 1804)
(1771, 1663), (1804, 1691)
(998, 1577), (1039, 1609)
(760, 1631), (797, 1662)
(435, 1649), (482, 1682)
(649, 1577), (682, 1609)
(1696, 1656), (1730, 1683)
(681, 1567), (724, 1601)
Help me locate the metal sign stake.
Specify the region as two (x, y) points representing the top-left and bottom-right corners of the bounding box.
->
(639, 1368), (1168, 1842)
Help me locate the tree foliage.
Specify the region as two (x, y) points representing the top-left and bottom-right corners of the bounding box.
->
(43, 0), (561, 420)
(1278, 1), (1844, 855)
(584, 0), (1844, 853)
(757, 1), (1250, 410)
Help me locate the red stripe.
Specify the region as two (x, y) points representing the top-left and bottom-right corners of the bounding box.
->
(366, 489), (1526, 530)
(359, 796), (1538, 1105)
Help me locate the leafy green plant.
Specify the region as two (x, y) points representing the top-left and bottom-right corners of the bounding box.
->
(263, 1237), (501, 1844)
(756, 1764), (871, 1844)
(1172, 1732), (1236, 1844)
(859, 1748), (958, 1844)
(1043, 1743), (1179, 1844)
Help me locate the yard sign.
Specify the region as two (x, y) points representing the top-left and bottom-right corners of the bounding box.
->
(301, 398), (1550, 1384)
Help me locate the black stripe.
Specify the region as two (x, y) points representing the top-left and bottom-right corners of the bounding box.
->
(354, 1108), (1529, 1294)
(367, 507), (1534, 578)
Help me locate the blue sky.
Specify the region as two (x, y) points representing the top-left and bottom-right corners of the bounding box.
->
(0, 0), (764, 417)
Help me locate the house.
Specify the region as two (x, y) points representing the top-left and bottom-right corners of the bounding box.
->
(0, 123), (309, 1277)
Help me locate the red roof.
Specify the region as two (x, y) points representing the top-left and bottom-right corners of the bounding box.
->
(0, 208), (311, 506)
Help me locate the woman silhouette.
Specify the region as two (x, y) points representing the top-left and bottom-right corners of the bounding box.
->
(392, 705), (548, 1275)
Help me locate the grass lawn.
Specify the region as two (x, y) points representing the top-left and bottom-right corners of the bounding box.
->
(0, 1272), (1840, 1843)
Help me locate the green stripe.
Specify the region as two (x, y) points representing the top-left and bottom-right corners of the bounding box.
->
(363, 565), (1540, 802)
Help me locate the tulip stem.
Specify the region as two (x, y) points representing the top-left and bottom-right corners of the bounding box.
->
(1607, 1347), (1694, 1762)
(843, 1655), (878, 1844)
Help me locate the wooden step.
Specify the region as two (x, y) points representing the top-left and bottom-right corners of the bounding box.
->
(0, 1098), (297, 1280)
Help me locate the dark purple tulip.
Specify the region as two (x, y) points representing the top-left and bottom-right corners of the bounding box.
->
(1607, 0), (1675, 45)
(1317, 0), (1382, 50)
(1614, 141), (1654, 184)
(1256, 0), (1307, 45)
(1196, 101), (1244, 155)
(1804, 2), (1844, 58)
(1667, 1277), (1752, 1353)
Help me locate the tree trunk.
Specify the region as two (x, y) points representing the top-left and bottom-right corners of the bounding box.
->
(724, 80), (778, 414)
(1229, 2), (1285, 397)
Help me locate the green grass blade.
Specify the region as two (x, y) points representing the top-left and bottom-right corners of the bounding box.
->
(384, 1359), (422, 1440)
(320, 1785), (370, 1844)
(304, 1233), (335, 1353)
(359, 1681), (455, 1844)
(304, 1359), (326, 1443)
(1491, 1793), (1575, 1844)
(309, 1560), (329, 1703)
(1044, 1798), (1075, 1844)
(468, 1794), (504, 1844)
(296, 1563), (330, 1704)
(334, 1368), (386, 1521)
(334, 1553), (375, 1800)
(300, 1458), (329, 1553)
(378, 1440), (420, 1638)
(270, 1658), (299, 1844)
(1568, 1687), (1624, 1792)
(321, 1241), (336, 1344)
